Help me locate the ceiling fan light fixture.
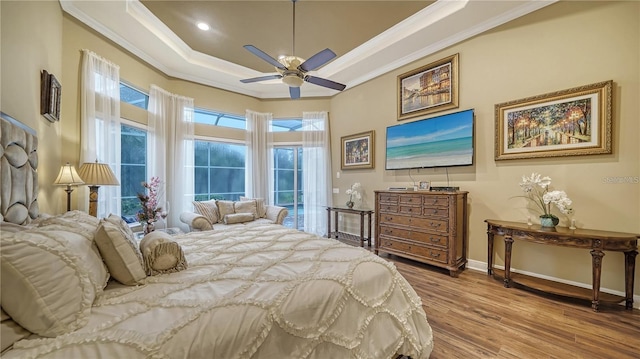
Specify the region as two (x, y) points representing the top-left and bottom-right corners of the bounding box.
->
(282, 73), (304, 87)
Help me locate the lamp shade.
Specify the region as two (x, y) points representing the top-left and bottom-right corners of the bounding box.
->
(54, 163), (85, 186)
(77, 160), (120, 186)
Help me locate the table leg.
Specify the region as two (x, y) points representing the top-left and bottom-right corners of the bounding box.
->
(367, 212), (372, 247)
(487, 225), (494, 275)
(334, 211), (339, 239)
(590, 249), (605, 312)
(359, 212), (365, 247)
(503, 235), (513, 288)
(326, 208), (331, 238)
(624, 250), (637, 309)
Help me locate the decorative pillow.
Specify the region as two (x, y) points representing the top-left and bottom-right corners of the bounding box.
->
(224, 213), (255, 225)
(139, 231), (188, 275)
(234, 200), (257, 219)
(216, 200), (235, 222)
(240, 197), (267, 218)
(192, 200), (219, 224)
(104, 213), (137, 241)
(0, 229), (99, 337)
(1, 308), (31, 352)
(38, 210), (99, 233)
(95, 220), (146, 285)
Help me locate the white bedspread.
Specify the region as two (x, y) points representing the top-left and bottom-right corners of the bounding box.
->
(6, 223), (433, 358)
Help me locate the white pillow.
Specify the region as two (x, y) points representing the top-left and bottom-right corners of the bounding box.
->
(1, 308), (31, 352)
(0, 229), (99, 337)
(95, 220), (146, 286)
(139, 231), (187, 275)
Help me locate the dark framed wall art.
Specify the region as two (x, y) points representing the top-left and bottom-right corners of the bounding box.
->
(41, 70), (61, 122)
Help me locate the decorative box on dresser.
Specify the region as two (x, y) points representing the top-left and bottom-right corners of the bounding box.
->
(375, 190), (468, 277)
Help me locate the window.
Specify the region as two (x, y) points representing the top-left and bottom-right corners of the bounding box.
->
(120, 82), (148, 109)
(194, 140), (246, 201)
(120, 124), (147, 222)
(271, 118), (303, 132)
(273, 147), (303, 229)
(195, 109), (246, 129)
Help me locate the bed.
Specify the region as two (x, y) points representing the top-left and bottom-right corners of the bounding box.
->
(0, 112), (433, 358)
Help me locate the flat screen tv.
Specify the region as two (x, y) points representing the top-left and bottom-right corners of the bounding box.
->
(385, 109), (474, 170)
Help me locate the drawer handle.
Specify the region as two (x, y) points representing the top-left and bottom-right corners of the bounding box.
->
(385, 216), (393, 221)
(430, 222), (442, 228)
(430, 252), (441, 258)
(384, 229), (392, 234)
(432, 209), (439, 214)
(430, 237), (441, 243)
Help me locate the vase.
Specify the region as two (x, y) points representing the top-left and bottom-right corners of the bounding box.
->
(144, 222), (155, 234)
(346, 201), (354, 209)
(539, 216), (559, 228)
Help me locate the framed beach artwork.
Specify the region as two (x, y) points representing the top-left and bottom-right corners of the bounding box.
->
(341, 130), (375, 170)
(494, 80), (612, 160)
(397, 53), (459, 121)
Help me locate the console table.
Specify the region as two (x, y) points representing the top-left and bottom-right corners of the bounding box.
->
(326, 206), (373, 247)
(485, 219), (638, 311)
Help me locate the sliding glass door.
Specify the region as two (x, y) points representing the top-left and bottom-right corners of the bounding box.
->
(273, 146), (303, 229)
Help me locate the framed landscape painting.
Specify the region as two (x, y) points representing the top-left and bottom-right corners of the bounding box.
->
(341, 130), (375, 170)
(397, 53), (459, 121)
(494, 80), (612, 160)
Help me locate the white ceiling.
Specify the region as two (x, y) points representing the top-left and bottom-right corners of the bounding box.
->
(60, 0), (556, 99)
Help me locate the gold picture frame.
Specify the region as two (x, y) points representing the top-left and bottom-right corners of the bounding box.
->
(341, 130), (375, 170)
(495, 80), (612, 160)
(397, 53), (459, 121)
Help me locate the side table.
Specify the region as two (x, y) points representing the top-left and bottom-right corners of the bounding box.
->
(326, 206), (373, 247)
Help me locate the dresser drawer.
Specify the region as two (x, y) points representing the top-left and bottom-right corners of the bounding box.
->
(379, 203), (399, 213)
(379, 237), (448, 264)
(399, 205), (422, 216)
(422, 206), (449, 218)
(379, 193), (399, 203)
(423, 195), (449, 207)
(379, 214), (448, 233)
(399, 194), (422, 205)
(378, 225), (449, 248)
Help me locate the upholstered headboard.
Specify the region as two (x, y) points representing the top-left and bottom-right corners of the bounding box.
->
(0, 112), (39, 224)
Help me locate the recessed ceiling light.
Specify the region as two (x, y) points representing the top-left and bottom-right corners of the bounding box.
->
(196, 22), (210, 31)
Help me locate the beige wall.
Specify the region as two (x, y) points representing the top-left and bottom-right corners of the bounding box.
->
(1, 0), (64, 213)
(2, 1), (638, 299)
(330, 1), (640, 296)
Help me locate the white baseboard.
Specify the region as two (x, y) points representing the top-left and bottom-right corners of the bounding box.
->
(466, 259), (640, 310)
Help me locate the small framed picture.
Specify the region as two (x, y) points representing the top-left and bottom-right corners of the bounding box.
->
(419, 181), (430, 191)
(40, 70), (61, 122)
(341, 130), (375, 170)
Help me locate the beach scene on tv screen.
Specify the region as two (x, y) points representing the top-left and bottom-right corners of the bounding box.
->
(386, 110), (474, 169)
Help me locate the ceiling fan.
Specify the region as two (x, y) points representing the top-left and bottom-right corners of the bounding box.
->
(240, 0), (346, 99)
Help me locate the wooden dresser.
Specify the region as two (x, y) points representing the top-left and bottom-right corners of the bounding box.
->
(375, 190), (468, 277)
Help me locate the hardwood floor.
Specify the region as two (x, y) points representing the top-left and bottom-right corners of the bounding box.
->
(381, 253), (640, 359)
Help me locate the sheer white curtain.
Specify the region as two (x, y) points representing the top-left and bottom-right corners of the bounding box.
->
(80, 49), (121, 218)
(302, 111), (332, 236)
(147, 85), (195, 230)
(245, 110), (273, 202)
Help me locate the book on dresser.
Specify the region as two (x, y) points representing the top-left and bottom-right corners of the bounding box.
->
(374, 190), (468, 277)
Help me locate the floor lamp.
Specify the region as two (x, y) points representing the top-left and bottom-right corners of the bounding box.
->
(77, 160), (120, 217)
(53, 163), (85, 211)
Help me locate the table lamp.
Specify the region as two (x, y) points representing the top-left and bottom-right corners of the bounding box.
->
(53, 162), (85, 211)
(77, 160), (120, 217)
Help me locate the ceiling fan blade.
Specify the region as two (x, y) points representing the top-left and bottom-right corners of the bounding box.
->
(298, 48), (337, 72)
(240, 74), (282, 83)
(243, 45), (287, 71)
(289, 86), (300, 99)
(305, 76), (346, 91)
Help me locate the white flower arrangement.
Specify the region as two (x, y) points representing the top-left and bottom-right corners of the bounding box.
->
(345, 182), (362, 205)
(518, 173), (573, 221)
